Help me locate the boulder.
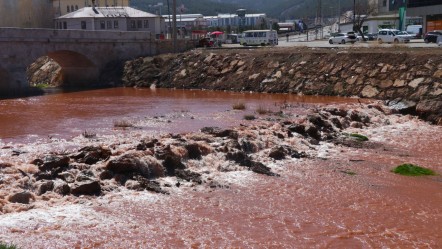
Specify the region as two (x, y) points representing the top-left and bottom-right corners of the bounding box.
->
(388, 99), (417, 115)
(269, 146), (287, 160)
(134, 177), (168, 194)
(72, 146), (112, 165)
(185, 143), (202, 160)
(136, 139), (158, 151)
(288, 124), (306, 135)
(36, 155), (70, 171)
(226, 150), (251, 166)
(200, 127), (238, 138)
(70, 180), (101, 195)
(175, 169), (202, 184)
(8, 192), (34, 204)
(125, 180), (142, 190)
(34, 180), (54, 195)
(361, 85), (379, 98)
(106, 152), (165, 178)
(53, 180), (71, 195)
(163, 155), (186, 176)
(250, 161), (279, 177)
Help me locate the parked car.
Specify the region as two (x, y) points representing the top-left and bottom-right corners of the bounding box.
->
(377, 29), (410, 44)
(197, 37), (214, 47)
(328, 32), (357, 44)
(356, 32), (378, 41)
(438, 35), (442, 46)
(406, 25), (422, 39)
(395, 31), (414, 40)
(424, 31), (442, 43)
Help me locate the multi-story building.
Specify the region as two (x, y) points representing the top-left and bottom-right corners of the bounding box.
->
(407, 0), (442, 32)
(53, 0), (130, 17)
(163, 13), (268, 35)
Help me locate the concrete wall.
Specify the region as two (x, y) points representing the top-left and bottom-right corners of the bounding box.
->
(0, 0), (53, 28)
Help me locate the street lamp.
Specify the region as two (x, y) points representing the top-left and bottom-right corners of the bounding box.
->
(172, 0), (177, 52)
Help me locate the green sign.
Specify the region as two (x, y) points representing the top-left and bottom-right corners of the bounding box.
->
(399, 7), (406, 31)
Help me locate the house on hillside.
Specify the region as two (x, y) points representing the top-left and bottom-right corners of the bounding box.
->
(55, 6), (165, 36)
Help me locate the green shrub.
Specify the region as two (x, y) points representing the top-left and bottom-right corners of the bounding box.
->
(255, 105), (270, 115)
(340, 170), (356, 175)
(114, 120), (134, 128)
(232, 102), (246, 110)
(34, 83), (51, 89)
(349, 133), (368, 141)
(243, 114), (256, 120)
(0, 242), (18, 249)
(392, 164), (436, 176)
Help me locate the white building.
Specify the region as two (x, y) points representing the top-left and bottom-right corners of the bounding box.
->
(163, 13), (268, 32)
(56, 6), (165, 36)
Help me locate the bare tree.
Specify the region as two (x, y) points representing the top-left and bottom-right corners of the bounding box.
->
(348, 0), (378, 41)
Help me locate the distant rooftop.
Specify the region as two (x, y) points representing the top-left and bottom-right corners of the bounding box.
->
(57, 7), (159, 19)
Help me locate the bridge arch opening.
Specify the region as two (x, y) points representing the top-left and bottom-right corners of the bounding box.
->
(27, 50), (99, 88)
(0, 67), (13, 94)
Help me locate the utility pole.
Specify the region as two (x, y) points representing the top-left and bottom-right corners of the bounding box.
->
(353, 0), (356, 30)
(172, 0), (177, 52)
(337, 0), (341, 32)
(167, 0), (171, 37)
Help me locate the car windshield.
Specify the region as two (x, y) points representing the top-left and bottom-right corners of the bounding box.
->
(395, 31), (408, 35)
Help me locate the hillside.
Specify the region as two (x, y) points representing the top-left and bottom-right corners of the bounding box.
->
(130, 0), (241, 16)
(221, 0), (362, 19)
(131, 0), (364, 20)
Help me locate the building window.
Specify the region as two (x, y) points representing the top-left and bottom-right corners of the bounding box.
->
(100, 21), (106, 29)
(63, 22), (67, 29)
(143, 20), (149, 28)
(130, 20), (136, 29)
(106, 21), (111, 29)
(75, 5), (79, 10)
(67, 6), (70, 12)
(383, 0), (387, 7)
(137, 20), (142, 29)
(81, 21), (86, 30)
(71, 5), (74, 12)
(114, 20), (119, 29)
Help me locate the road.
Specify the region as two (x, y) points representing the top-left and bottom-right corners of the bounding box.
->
(277, 39), (440, 48)
(223, 31), (441, 49)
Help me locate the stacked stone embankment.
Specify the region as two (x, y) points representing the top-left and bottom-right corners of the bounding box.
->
(122, 48), (442, 124)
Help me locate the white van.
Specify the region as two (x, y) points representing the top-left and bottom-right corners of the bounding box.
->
(240, 30), (278, 46)
(377, 29), (411, 44)
(406, 25), (422, 39)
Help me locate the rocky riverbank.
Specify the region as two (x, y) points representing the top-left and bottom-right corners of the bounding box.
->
(123, 47), (442, 124)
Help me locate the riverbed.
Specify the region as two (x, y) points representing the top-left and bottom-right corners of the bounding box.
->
(0, 88), (441, 248)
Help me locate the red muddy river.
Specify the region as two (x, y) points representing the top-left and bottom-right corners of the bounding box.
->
(0, 88), (441, 248)
(0, 87), (360, 142)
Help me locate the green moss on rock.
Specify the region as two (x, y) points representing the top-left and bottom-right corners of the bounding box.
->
(392, 164), (436, 176)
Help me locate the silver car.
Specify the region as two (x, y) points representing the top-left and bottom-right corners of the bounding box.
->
(328, 32), (357, 44)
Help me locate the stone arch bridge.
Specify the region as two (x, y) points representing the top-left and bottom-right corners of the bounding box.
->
(0, 28), (193, 95)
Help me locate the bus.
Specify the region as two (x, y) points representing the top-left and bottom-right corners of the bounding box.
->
(240, 30), (278, 46)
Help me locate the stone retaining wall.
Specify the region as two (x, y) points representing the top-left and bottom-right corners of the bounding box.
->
(122, 48), (442, 124)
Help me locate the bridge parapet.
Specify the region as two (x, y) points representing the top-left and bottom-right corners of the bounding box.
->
(0, 28), (153, 43)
